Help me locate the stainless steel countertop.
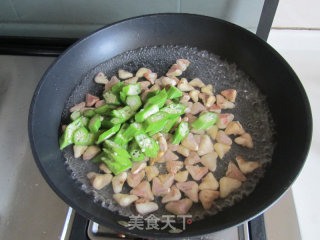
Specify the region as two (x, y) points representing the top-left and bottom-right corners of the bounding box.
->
(0, 55), (301, 240)
(0, 55), (68, 240)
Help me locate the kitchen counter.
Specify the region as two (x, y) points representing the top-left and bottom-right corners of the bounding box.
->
(268, 29), (320, 240)
(0, 55), (68, 240)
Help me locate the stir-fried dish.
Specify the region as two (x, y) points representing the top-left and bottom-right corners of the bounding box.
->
(60, 59), (261, 215)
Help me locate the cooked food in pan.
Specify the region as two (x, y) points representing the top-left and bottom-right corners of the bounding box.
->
(60, 58), (266, 216)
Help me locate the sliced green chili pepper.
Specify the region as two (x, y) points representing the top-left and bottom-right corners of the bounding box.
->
(166, 85), (183, 99)
(103, 140), (131, 159)
(143, 111), (169, 134)
(103, 90), (120, 105)
(122, 122), (143, 140)
(101, 117), (112, 128)
(81, 116), (89, 127)
(95, 104), (115, 114)
(83, 109), (95, 118)
(134, 133), (159, 158)
(161, 116), (180, 133)
(111, 106), (135, 122)
(111, 82), (124, 95)
(122, 83), (141, 96)
(171, 97), (180, 104)
(122, 142), (128, 150)
(70, 110), (81, 121)
(128, 117), (135, 123)
(135, 104), (159, 123)
(172, 121), (189, 144)
(101, 153), (132, 175)
(101, 117), (122, 128)
(96, 124), (121, 144)
(125, 95), (142, 111)
(191, 112), (218, 130)
(120, 91), (127, 103)
(103, 147), (131, 164)
(148, 125), (168, 136)
(73, 127), (89, 145)
(59, 117), (84, 149)
(82, 132), (100, 146)
(88, 114), (101, 133)
(144, 89), (167, 109)
(161, 103), (186, 118)
(91, 151), (108, 163)
(113, 123), (129, 146)
(145, 90), (160, 101)
(110, 117), (122, 125)
(128, 141), (145, 162)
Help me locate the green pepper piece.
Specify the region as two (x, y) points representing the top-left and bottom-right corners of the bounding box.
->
(88, 114), (101, 133)
(144, 89), (167, 109)
(83, 109), (95, 118)
(172, 122), (189, 144)
(122, 142), (128, 150)
(126, 95), (142, 111)
(103, 147), (130, 163)
(101, 117), (112, 128)
(81, 132), (100, 146)
(110, 117), (122, 125)
(122, 122), (143, 140)
(161, 103), (186, 118)
(88, 129), (103, 143)
(91, 151), (108, 163)
(101, 117), (123, 128)
(70, 110), (81, 121)
(191, 112), (218, 130)
(135, 104), (159, 123)
(95, 104), (116, 114)
(128, 141), (145, 162)
(162, 116), (180, 133)
(128, 117), (135, 123)
(103, 90), (121, 105)
(122, 83), (141, 96)
(171, 97), (180, 104)
(120, 91), (127, 103)
(101, 154), (132, 175)
(59, 117), (84, 149)
(130, 149), (145, 162)
(59, 132), (72, 150)
(166, 85), (183, 99)
(114, 123), (129, 146)
(134, 133), (159, 158)
(111, 82), (124, 95)
(143, 111), (169, 133)
(96, 124), (121, 144)
(81, 116), (89, 127)
(145, 90), (160, 101)
(111, 106), (135, 122)
(148, 121), (169, 136)
(103, 140), (131, 159)
(102, 149), (130, 165)
(73, 127), (89, 145)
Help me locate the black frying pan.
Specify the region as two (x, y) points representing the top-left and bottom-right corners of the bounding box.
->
(28, 14), (312, 238)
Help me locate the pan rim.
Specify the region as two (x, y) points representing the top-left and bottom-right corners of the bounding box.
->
(28, 13), (313, 238)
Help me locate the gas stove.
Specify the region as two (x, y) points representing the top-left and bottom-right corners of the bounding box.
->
(61, 207), (256, 240)
(58, 188), (300, 240)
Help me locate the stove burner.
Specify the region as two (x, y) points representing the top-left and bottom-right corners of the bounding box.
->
(61, 207), (267, 240)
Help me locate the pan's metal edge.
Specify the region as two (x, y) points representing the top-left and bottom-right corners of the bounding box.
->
(28, 13), (313, 239)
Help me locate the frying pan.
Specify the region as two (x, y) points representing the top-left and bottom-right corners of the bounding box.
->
(28, 14), (312, 238)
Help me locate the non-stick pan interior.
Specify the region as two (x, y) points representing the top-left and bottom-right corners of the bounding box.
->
(61, 45), (275, 221)
(29, 14), (312, 238)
